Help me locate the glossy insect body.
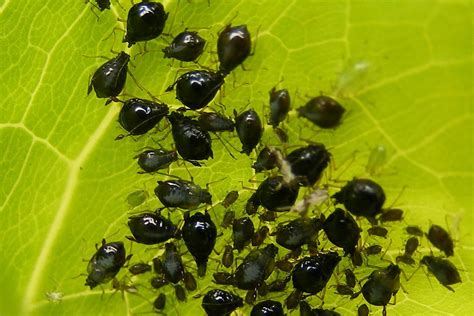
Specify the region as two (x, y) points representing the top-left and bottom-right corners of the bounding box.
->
(251, 300), (284, 316)
(119, 98), (169, 135)
(85, 240), (127, 289)
(163, 31), (206, 62)
(168, 112), (213, 165)
(128, 262), (151, 275)
(198, 112), (235, 132)
(160, 242), (185, 284)
(291, 252), (341, 294)
(254, 176), (300, 212)
(127, 212), (177, 244)
(233, 217), (255, 251)
(154, 179), (212, 209)
(182, 212), (217, 276)
(252, 226), (269, 246)
(361, 264), (401, 312)
(217, 24), (251, 74)
(168, 71), (225, 110)
(234, 244), (279, 290)
(252, 147), (281, 172)
(234, 109), (263, 155)
(285, 144), (331, 186)
(297, 95), (345, 128)
(202, 289), (243, 316)
(123, 1), (168, 47)
(323, 208), (360, 255)
(426, 224), (454, 257)
(333, 178), (386, 218)
(269, 88), (291, 127)
(136, 149), (177, 173)
(276, 217), (323, 250)
(421, 255), (461, 291)
(88, 52), (129, 103)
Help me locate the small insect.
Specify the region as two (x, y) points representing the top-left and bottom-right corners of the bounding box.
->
(222, 191), (239, 208)
(201, 289), (243, 316)
(367, 225), (388, 238)
(182, 211), (217, 276)
(123, 1), (168, 47)
(118, 98), (169, 136)
(351, 249), (363, 267)
(45, 291), (63, 303)
(168, 112), (213, 165)
(222, 245), (234, 268)
(364, 244), (383, 256)
(323, 208), (360, 255)
(86, 0), (110, 12)
(275, 258), (294, 272)
(167, 71), (225, 110)
(275, 217), (323, 250)
(406, 225), (423, 236)
(233, 216), (255, 251)
(259, 210), (277, 222)
(426, 224), (454, 257)
(335, 284), (354, 295)
(213, 272), (235, 285)
(285, 289), (302, 309)
(252, 147), (281, 173)
(269, 87), (291, 127)
(333, 178), (386, 218)
(379, 208), (403, 223)
(252, 226), (269, 246)
(111, 278), (138, 296)
(234, 109), (263, 155)
(128, 262), (151, 275)
(421, 255), (461, 292)
(396, 237), (419, 266)
(127, 212), (177, 244)
(297, 95), (345, 128)
(198, 112), (235, 132)
(357, 304), (369, 316)
(183, 272), (197, 291)
(175, 284), (187, 301)
(154, 179), (212, 209)
(284, 144), (331, 186)
(217, 24), (251, 75)
(150, 277), (168, 289)
(246, 194), (259, 215)
(267, 277), (290, 292)
(234, 244), (279, 290)
(163, 31), (206, 62)
(334, 59), (371, 97)
(88, 52), (130, 104)
(126, 189), (149, 207)
(344, 268), (356, 288)
(153, 293), (166, 311)
(253, 176), (300, 212)
(366, 144), (387, 176)
(245, 288), (258, 305)
(135, 149), (178, 173)
(221, 210), (235, 228)
(251, 300), (284, 316)
(160, 242), (185, 284)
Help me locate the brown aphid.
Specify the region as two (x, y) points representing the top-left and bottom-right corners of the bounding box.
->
(222, 191), (239, 208)
(335, 284), (354, 295)
(426, 225), (454, 257)
(221, 210), (235, 229)
(406, 225), (423, 237)
(405, 237), (419, 257)
(365, 245), (383, 255)
(379, 208), (403, 222)
(252, 226), (269, 246)
(421, 255), (461, 292)
(213, 272), (235, 285)
(344, 268), (356, 288)
(222, 245), (234, 268)
(175, 284), (186, 301)
(367, 225), (388, 238)
(183, 271), (197, 291)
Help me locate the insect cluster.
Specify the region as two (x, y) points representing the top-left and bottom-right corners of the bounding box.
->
(83, 1), (462, 315)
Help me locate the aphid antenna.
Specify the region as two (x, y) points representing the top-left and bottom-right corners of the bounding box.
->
(212, 132), (238, 159)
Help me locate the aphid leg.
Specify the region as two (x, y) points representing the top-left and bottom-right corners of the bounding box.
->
(212, 132), (237, 159)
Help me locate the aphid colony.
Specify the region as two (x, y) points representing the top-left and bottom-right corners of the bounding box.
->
(83, 1), (462, 315)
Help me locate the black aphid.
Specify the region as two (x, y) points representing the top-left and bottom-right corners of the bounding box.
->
(285, 144), (331, 186)
(269, 87), (291, 127)
(323, 208), (360, 255)
(198, 112), (235, 132)
(183, 271), (197, 291)
(344, 268), (356, 288)
(119, 98), (169, 135)
(217, 24), (251, 74)
(421, 255), (461, 292)
(221, 210), (235, 228)
(251, 300), (284, 316)
(233, 216), (255, 251)
(175, 284), (187, 301)
(163, 31), (206, 62)
(128, 262), (151, 275)
(202, 289), (243, 316)
(252, 226), (269, 247)
(426, 224), (454, 257)
(275, 217), (323, 250)
(160, 242), (185, 284)
(406, 225), (423, 236)
(88, 0), (110, 11)
(222, 191), (239, 208)
(396, 236), (418, 266)
(358, 304), (369, 316)
(367, 225), (388, 238)
(234, 244), (279, 290)
(379, 208), (403, 222)
(234, 109), (263, 155)
(154, 179), (212, 209)
(127, 212), (177, 244)
(253, 176), (300, 212)
(135, 149), (178, 173)
(123, 1), (168, 47)
(297, 95), (345, 128)
(153, 293), (166, 310)
(365, 245), (383, 256)
(222, 245), (234, 268)
(213, 272), (235, 285)
(252, 147), (281, 173)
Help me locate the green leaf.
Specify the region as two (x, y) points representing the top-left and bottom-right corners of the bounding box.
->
(0, 0), (472, 315)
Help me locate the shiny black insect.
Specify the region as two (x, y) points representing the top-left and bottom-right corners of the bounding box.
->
(297, 95), (345, 128)
(358, 304), (369, 316)
(88, 52), (129, 104)
(213, 272), (235, 285)
(202, 289), (243, 316)
(127, 212), (177, 244)
(85, 240), (129, 289)
(285, 144), (331, 186)
(88, 0), (110, 11)
(333, 178), (386, 218)
(252, 226), (269, 247)
(252, 147), (281, 173)
(217, 24), (251, 74)
(344, 268), (356, 288)
(275, 217), (323, 250)
(150, 277), (168, 289)
(183, 271), (197, 291)
(154, 179), (212, 209)
(396, 237), (418, 266)
(269, 87), (291, 127)
(234, 109), (263, 155)
(406, 225), (423, 236)
(379, 208), (403, 222)
(167, 71), (225, 110)
(234, 244), (279, 290)
(233, 217), (255, 251)
(168, 112), (213, 165)
(251, 300), (284, 316)
(221, 210), (235, 228)
(153, 293), (166, 311)
(323, 208), (360, 255)
(361, 264), (401, 316)
(135, 149), (177, 173)
(367, 225), (388, 238)
(182, 211), (217, 276)
(123, 1), (168, 47)
(160, 242), (185, 284)
(163, 31), (206, 62)
(175, 284), (187, 301)
(198, 112), (235, 132)
(253, 176), (300, 212)
(118, 98), (169, 136)
(128, 262), (151, 275)
(426, 224), (454, 257)
(421, 255), (461, 292)
(222, 191), (239, 208)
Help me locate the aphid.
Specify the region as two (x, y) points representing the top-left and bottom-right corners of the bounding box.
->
(88, 0), (110, 11)
(297, 95), (345, 128)
(153, 293), (166, 310)
(234, 109), (263, 155)
(182, 211), (217, 276)
(275, 259), (293, 272)
(150, 276), (168, 289)
(201, 289), (243, 316)
(128, 262), (151, 275)
(426, 224), (454, 257)
(246, 194), (260, 215)
(221, 210), (235, 228)
(323, 208), (360, 255)
(357, 304), (369, 316)
(334, 59), (371, 97)
(269, 87), (291, 127)
(127, 212), (177, 244)
(175, 284), (187, 301)
(154, 179), (212, 209)
(163, 31), (206, 62)
(251, 300), (284, 316)
(161, 242), (185, 284)
(245, 288), (258, 305)
(364, 244), (383, 256)
(312, 308), (341, 316)
(183, 271), (197, 291)
(126, 189), (149, 207)
(252, 147), (281, 173)
(405, 237), (419, 257)
(253, 176), (300, 212)
(285, 144), (331, 186)
(252, 226), (269, 246)
(88, 52), (129, 104)
(333, 178), (386, 218)
(45, 291), (63, 303)
(217, 24), (251, 75)
(123, 1), (168, 47)
(118, 98), (169, 136)
(213, 272), (235, 285)
(366, 144), (387, 176)
(379, 208), (403, 223)
(259, 211), (277, 222)
(135, 149), (178, 173)
(421, 255), (461, 292)
(233, 216), (255, 251)
(112, 278), (138, 296)
(152, 257), (162, 274)
(275, 217), (324, 250)
(351, 249), (363, 267)
(361, 264), (401, 316)
(167, 71), (225, 110)
(299, 300), (313, 316)
(222, 245), (234, 268)
(406, 225), (423, 237)
(285, 289), (302, 309)
(335, 284), (353, 295)
(222, 191), (239, 208)
(396, 254), (415, 266)
(267, 277), (290, 292)
(198, 111), (234, 132)
(234, 244), (279, 290)
(367, 225), (388, 238)
(258, 282), (269, 297)
(167, 112), (213, 165)
(344, 268), (356, 288)
(85, 240), (128, 289)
